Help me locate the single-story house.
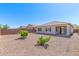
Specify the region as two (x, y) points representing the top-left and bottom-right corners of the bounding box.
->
(26, 24), (36, 32)
(36, 21), (74, 36)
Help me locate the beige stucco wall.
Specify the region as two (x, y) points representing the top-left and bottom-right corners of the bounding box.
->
(66, 25), (71, 36)
(36, 26), (56, 34)
(70, 26), (74, 34)
(51, 26), (56, 34)
(36, 26), (45, 33)
(66, 25), (74, 36)
(36, 24), (74, 36)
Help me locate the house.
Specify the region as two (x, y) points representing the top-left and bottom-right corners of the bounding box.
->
(73, 24), (79, 33)
(36, 21), (74, 36)
(26, 24), (36, 32)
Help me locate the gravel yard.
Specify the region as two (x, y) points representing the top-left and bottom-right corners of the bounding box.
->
(0, 33), (79, 56)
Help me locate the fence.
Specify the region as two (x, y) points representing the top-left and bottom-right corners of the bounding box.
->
(0, 28), (36, 35)
(1, 29), (20, 35)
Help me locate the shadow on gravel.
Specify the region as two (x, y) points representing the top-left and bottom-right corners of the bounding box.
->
(15, 37), (26, 40)
(36, 33), (72, 38)
(35, 44), (49, 49)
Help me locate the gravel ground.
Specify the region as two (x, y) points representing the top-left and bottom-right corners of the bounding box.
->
(0, 33), (79, 56)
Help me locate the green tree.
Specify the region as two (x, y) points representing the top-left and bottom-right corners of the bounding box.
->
(0, 24), (2, 29)
(2, 24), (9, 29)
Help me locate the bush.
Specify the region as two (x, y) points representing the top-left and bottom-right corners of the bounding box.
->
(19, 30), (28, 39)
(37, 36), (51, 46)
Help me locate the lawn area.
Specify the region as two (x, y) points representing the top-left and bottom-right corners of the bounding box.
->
(1, 33), (79, 56)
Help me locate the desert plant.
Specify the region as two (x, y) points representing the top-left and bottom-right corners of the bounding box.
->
(19, 30), (28, 39)
(37, 36), (51, 46)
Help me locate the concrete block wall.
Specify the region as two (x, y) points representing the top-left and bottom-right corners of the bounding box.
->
(0, 28), (36, 35)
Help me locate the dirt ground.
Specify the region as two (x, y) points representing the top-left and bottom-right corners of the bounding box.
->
(1, 33), (79, 56)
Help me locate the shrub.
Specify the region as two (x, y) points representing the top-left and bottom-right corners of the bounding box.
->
(37, 36), (51, 46)
(19, 30), (28, 39)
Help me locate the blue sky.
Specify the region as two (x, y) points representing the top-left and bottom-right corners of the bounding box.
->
(0, 3), (79, 28)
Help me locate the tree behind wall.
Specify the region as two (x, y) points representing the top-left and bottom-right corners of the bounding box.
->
(0, 24), (9, 29)
(0, 24), (2, 29)
(74, 24), (79, 30)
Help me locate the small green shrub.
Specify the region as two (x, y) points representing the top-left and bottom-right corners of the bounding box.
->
(19, 30), (28, 39)
(37, 36), (51, 46)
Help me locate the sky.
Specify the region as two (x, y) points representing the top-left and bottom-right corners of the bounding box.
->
(0, 3), (79, 28)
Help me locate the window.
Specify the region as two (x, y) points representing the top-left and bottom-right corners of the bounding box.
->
(45, 27), (51, 32)
(38, 28), (42, 31)
(56, 27), (58, 32)
(46, 28), (47, 32)
(49, 27), (51, 32)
